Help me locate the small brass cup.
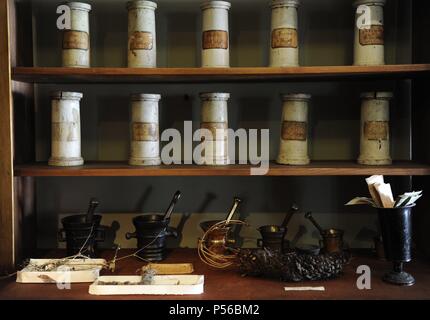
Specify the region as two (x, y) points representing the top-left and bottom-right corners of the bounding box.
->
(320, 228), (344, 254)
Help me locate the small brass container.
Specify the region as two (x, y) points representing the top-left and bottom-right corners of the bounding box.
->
(320, 228), (344, 254)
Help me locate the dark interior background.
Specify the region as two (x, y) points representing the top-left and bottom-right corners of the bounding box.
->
(17, 0), (417, 250)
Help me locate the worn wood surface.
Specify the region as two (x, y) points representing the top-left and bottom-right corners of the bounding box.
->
(13, 177), (35, 265)
(12, 64), (430, 83)
(0, 0), (15, 271)
(0, 249), (429, 300)
(13, 161), (430, 177)
(10, 0), (36, 268)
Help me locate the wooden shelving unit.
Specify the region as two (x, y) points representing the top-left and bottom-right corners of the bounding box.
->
(12, 64), (430, 83)
(2, 0), (430, 300)
(14, 161), (430, 177)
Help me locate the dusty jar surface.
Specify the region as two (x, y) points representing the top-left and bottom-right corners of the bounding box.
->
(199, 92), (230, 165)
(358, 91), (392, 165)
(353, 0), (386, 65)
(276, 93), (311, 165)
(270, 0), (300, 67)
(62, 2), (91, 67)
(49, 91), (84, 166)
(201, 1), (231, 67)
(129, 93), (161, 166)
(127, 0), (157, 68)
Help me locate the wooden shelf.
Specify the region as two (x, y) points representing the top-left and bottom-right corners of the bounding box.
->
(13, 161), (430, 177)
(12, 64), (430, 83)
(1, 249), (429, 300)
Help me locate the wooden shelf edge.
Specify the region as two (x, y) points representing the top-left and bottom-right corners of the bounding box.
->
(13, 161), (430, 177)
(1, 249), (430, 300)
(12, 64), (430, 83)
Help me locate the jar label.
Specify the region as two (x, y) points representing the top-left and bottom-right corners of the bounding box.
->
(359, 25), (384, 46)
(281, 121), (307, 141)
(129, 31), (153, 50)
(132, 122), (159, 141)
(271, 28), (298, 49)
(202, 30), (228, 50)
(63, 30), (89, 50)
(364, 121), (388, 140)
(52, 122), (79, 141)
(201, 122), (228, 140)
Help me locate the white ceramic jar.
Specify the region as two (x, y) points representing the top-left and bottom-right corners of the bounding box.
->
(127, 0), (157, 68)
(270, 0), (300, 67)
(201, 1), (231, 67)
(129, 94), (161, 166)
(62, 2), (91, 67)
(358, 92), (392, 165)
(49, 92), (84, 166)
(200, 92), (230, 165)
(276, 93), (311, 165)
(353, 0), (386, 66)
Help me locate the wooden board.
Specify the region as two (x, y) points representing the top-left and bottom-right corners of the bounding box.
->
(16, 258), (106, 284)
(89, 275), (204, 295)
(11, 0), (36, 265)
(0, 249), (429, 300)
(0, 0), (15, 271)
(13, 161), (430, 177)
(411, 0), (430, 259)
(12, 65), (430, 83)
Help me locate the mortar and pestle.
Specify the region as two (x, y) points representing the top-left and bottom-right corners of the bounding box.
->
(257, 204), (299, 253)
(199, 197), (242, 254)
(58, 198), (105, 257)
(126, 191), (181, 261)
(304, 212), (344, 254)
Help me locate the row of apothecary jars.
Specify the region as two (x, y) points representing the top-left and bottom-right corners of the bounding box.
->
(49, 90), (393, 167)
(62, 0), (387, 68)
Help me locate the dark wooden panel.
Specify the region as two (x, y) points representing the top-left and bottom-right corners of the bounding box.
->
(10, 0), (36, 268)
(10, 1), (33, 68)
(13, 177), (35, 263)
(12, 0), (35, 164)
(13, 161), (430, 177)
(412, 0), (430, 64)
(12, 65), (430, 83)
(0, 249), (429, 300)
(412, 0), (430, 259)
(0, 0), (15, 271)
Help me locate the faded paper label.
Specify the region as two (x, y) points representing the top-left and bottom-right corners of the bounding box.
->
(281, 121), (307, 141)
(201, 122), (228, 140)
(132, 123), (158, 141)
(364, 121), (388, 140)
(271, 28), (298, 49)
(359, 25), (384, 46)
(63, 30), (89, 50)
(129, 31), (153, 50)
(202, 30), (228, 50)
(52, 123), (79, 141)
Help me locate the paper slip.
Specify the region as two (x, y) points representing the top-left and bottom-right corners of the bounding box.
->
(284, 286), (325, 291)
(365, 175), (384, 207)
(374, 183), (395, 208)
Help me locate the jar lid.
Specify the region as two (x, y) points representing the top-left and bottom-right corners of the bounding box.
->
(130, 93), (161, 101)
(281, 93), (311, 101)
(353, 0), (386, 7)
(271, 0), (300, 9)
(51, 91), (83, 100)
(201, 1), (231, 11)
(66, 2), (92, 11)
(200, 92), (230, 100)
(360, 91), (393, 99)
(126, 0), (157, 10)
